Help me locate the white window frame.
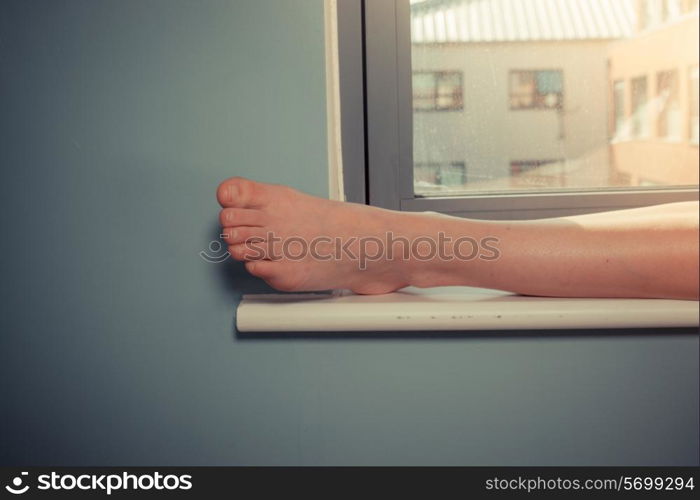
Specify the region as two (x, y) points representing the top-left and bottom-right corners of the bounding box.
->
(689, 64), (699, 145)
(337, 0), (698, 218)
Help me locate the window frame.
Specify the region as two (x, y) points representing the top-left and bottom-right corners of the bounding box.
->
(508, 69), (564, 111)
(339, 0), (698, 217)
(689, 64), (699, 145)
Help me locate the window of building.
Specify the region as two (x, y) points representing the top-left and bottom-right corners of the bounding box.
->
(613, 80), (627, 139)
(690, 65), (699, 144)
(657, 70), (681, 140)
(661, 0), (682, 21)
(509, 70), (563, 110)
(510, 160), (566, 188)
(412, 71), (463, 111)
(631, 76), (649, 138)
(414, 162), (467, 191)
(639, 0), (660, 29)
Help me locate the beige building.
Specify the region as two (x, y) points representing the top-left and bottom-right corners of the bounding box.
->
(410, 0), (638, 193)
(608, 0), (699, 186)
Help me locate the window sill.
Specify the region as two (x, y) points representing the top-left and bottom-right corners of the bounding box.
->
(236, 286), (699, 332)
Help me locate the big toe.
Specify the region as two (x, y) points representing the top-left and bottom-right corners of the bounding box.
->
(217, 177), (271, 208)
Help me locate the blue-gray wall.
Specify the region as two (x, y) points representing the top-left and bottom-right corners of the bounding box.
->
(1, 0), (697, 465)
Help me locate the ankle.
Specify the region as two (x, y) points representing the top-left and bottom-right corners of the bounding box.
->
(403, 215), (490, 289)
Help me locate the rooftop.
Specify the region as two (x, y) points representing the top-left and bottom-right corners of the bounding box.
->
(411, 0), (636, 43)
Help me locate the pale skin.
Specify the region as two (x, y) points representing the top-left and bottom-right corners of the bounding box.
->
(217, 177), (699, 300)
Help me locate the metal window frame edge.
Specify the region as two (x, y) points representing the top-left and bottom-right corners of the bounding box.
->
(336, 0), (367, 204)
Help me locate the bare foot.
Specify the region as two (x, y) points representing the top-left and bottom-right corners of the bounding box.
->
(216, 177), (481, 294)
(216, 178), (699, 299)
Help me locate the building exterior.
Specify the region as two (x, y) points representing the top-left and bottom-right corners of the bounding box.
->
(409, 0), (669, 194)
(607, 0), (699, 187)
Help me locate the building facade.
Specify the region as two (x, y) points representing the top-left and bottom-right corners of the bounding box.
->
(608, 0), (699, 186)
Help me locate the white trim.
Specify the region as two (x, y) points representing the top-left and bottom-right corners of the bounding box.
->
(237, 286), (699, 332)
(324, 0), (345, 201)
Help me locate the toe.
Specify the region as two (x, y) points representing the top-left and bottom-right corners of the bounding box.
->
(219, 208), (268, 227)
(228, 241), (268, 261)
(221, 226), (268, 245)
(217, 177), (270, 208)
(244, 260), (280, 280)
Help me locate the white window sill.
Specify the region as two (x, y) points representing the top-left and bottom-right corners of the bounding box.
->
(236, 286), (699, 332)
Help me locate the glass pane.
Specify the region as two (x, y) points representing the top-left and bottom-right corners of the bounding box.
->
(435, 72), (463, 110)
(613, 80), (626, 138)
(690, 65), (699, 144)
(410, 0), (700, 196)
(631, 76), (649, 138)
(657, 70), (681, 139)
(412, 71), (437, 110)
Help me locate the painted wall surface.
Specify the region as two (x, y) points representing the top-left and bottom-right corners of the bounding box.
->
(1, 0), (698, 465)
